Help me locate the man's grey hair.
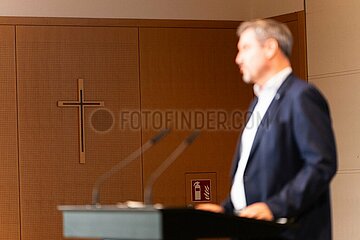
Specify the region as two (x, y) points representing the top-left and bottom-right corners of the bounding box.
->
(237, 19), (293, 59)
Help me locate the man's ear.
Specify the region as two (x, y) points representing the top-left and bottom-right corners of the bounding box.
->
(264, 38), (279, 59)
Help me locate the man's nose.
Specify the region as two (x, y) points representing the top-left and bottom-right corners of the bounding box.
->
(235, 53), (242, 66)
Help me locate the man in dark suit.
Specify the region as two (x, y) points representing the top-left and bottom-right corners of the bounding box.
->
(197, 19), (337, 240)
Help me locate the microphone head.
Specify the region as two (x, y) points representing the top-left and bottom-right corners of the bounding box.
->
(150, 128), (171, 144)
(185, 130), (201, 145)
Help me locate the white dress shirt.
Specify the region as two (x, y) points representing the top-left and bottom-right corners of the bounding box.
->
(230, 67), (292, 211)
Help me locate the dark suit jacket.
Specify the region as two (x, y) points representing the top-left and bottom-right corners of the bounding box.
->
(223, 74), (337, 240)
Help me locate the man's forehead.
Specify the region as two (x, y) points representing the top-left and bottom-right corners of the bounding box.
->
(238, 29), (258, 45)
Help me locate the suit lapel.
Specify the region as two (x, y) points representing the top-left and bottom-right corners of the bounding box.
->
(247, 74), (294, 162)
(247, 97), (258, 118)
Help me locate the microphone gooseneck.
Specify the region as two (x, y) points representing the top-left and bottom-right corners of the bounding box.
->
(91, 129), (171, 206)
(144, 130), (200, 205)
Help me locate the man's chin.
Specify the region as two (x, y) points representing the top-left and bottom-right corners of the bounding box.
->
(242, 76), (252, 84)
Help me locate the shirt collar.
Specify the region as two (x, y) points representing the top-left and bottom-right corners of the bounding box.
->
(253, 67), (292, 97)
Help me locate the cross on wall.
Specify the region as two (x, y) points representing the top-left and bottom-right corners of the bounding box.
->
(58, 79), (104, 164)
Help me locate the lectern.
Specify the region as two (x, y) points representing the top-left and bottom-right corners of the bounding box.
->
(58, 205), (287, 239)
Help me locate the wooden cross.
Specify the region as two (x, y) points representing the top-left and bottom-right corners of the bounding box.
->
(58, 79), (104, 164)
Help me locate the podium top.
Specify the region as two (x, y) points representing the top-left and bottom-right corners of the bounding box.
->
(58, 205), (288, 239)
(58, 204), (159, 212)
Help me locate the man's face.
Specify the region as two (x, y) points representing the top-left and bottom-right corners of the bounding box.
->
(235, 28), (269, 84)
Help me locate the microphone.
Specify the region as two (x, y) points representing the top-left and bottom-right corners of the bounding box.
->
(144, 130), (201, 205)
(91, 128), (171, 206)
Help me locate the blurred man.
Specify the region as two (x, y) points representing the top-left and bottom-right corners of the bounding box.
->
(197, 19), (337, 240)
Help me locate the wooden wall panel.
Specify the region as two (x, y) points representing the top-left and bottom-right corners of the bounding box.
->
(0, 26), (20, 240)
(16, 26), (141, 239)
(139, 27), (253, 206)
